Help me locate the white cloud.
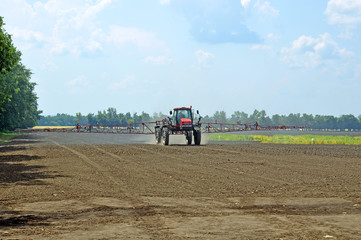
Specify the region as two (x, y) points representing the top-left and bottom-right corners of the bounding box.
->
(7, 26), (46, 50)
(143, 56), (175, 65)
(240, 0), (252, 8)
(254, 0), (279, 18)
(281, 33), (353, 68)
(159, 0), (171, 5)
(109, 75), (136, 91)
(65, 75), (89, 87)
(251, 33), (277, 51)
(65, 75), (90, 94)
(3, 0), (166, 58)
(10, 27), (45, 42)
(106, 26), (163, 49)
(175, 0), (261, 44)
(251, 44), (271, 50)
(195, 49), (215, 66)
(68, 0), (113, 29)
(2, 0), (114, 57)
(325, 0), (361, 25)
(266, 33), (278, 41)
(41, 60), (59, 71)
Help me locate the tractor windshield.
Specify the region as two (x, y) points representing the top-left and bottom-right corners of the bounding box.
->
(173, 109), (192, 125)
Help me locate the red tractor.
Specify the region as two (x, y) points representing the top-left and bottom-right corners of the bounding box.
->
(155, 106), (202, 145)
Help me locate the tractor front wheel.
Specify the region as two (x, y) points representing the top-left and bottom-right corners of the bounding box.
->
(194, 130), (201, 145)
(162, 127), (169, 145)
(186, 131), (192, 145)
(155, 127), (161, 144)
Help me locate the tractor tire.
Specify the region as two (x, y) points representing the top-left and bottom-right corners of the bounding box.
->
(162, 127), (169, 145)
(155, 127), (161, 144)
(194, 130), (201, 145)
(186, 131), (192, 145)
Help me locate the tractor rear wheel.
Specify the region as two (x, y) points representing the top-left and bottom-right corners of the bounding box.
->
(162, 127), (169, 145)
(186, 131), (192, 145)
(194, 130), (201, 145)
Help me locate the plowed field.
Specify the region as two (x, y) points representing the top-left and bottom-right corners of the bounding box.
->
(1, 133), (361, 239)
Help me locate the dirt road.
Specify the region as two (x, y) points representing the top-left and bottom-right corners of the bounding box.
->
(1, 133), (361, 239)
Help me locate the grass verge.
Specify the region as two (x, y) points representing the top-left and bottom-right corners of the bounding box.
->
(0, 132), (22, 144)
(207, 134), (361, 145)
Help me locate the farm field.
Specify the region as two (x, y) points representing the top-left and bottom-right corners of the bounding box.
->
(1, 132), (361, 239)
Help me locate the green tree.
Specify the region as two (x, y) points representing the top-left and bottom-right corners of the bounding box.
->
(213, 110), (227, 123)
(152, 112), (166, 121)
(0, 17), (21, 74)
(324, 115), (337, 129)
(0, 63), (41, 130)
(86, 113), (97, 125)
(231, 111), (241, 124)
(249, 109), (261, 123)
(239, 112), (249, 124)
(75, 112), (83, 124)
(271, 114), (281, 126)
(125, 112), (132, 123)
(285, 113), (301, 126)
(300, 113), (314, 127)
(96, 110), (108, 125)
(201, 114), (212, 123)
(133, 112), (140, 123)
(140, 111), (150, 122)
(338, 114), (360, 130)
(107, 107), (118, 124)
(0, 17), (21, 109)
(258, 110), (272, 126)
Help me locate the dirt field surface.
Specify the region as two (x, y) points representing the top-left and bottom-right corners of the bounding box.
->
(1, 133), (361, 239)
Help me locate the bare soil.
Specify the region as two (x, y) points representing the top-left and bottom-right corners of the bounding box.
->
(1, 133), (361, 239)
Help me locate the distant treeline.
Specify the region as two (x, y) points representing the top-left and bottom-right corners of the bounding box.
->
(38, 108), (361, 130)
(38, 108), (167, 126)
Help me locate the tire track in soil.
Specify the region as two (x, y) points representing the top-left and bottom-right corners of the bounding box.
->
(167, 145), (361, 237)
(209, 144), (360, 169)
(194, 146), (361, 201)
(209, 145), (361, 193)
(202, 146), (349, 185)
(83, 144), (269, 221)
(128, 145), (224, 184)
(73, 136), (223, 196)
(229, 198), (361, 239)
(77, 142), (276, 215)
(151, 145), (290, 185)
(280, 214), (361, 239)
(70, 136), (210, 196)
(46, 138), (177, 239)
(90, 145), (205, 196)
(126, 144), (275, 197)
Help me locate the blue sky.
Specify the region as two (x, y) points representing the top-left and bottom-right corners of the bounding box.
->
(1, 0), (361, 117)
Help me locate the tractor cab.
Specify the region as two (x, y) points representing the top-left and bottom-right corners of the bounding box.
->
(171, 107), (193, 127)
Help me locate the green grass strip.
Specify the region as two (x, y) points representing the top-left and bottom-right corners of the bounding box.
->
(0, 132), (22, 144)
(207, 134), (361, 145)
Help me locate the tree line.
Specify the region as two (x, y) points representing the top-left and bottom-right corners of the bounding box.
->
(0, 17), (41, 131)
(38, 108), (361, 130)
(207, 110), (361, 130)
(38, 108), (167, 126)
